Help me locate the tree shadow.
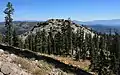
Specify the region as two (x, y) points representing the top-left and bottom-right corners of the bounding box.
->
(0, 44), (92, 75)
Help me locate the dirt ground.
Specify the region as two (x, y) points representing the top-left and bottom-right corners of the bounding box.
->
(39, 53), (91, 72)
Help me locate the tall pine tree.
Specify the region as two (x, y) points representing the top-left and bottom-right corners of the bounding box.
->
(4, 2), (14, 45)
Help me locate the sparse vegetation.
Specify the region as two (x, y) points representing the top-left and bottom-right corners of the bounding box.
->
(13, 54), (70, 75)
(0, 1), (120, 75)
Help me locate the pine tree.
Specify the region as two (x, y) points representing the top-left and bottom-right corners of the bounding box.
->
(75, 28), (83, 60)
(48, 32), (51, 55)
(0, 33), (3, 43)
(66, 20), (73, 56)
(28, 33), (32, 50)
(41, 29), (47, 53)
(4, 2), (14, 45)
(54, 32), (62, 55)
(85, 33), (92, 59)
(34, 33), (38, 51)
(74, 29), (80, 60)
(79, 28), (84, 59)
(12, 28), (19, 47)
(114, 32), (120, 75)
(31, 34), (35, 51)
(97, 35), (106, 75)
(90, 34), (99, 71)
(36, 30), (42, 52)
(61, 26), (67, 55)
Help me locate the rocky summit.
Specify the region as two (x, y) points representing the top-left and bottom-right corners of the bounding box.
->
(20, 19), (95, 42)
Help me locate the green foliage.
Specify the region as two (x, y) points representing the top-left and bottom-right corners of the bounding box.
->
(23, 20), (120, 75)
(12, 28), (19, 47)
(3, 2), (120, 74)
(0, 33), (3, 43)
(2, 3), (120, 74)
(4, 2), (14, 45)
(84, 66), (90, 72)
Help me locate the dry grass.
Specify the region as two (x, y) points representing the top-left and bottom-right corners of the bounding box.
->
(13, 57), (52, 75)
(12, 52), (91, 75)
(55, 56), (90, 69)
(39, 53), (91, 70)
(32, 67), (46, 75)
(13, 57), (32, 72)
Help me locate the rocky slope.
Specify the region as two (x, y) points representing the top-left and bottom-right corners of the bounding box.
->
(19, 19), (95, 42)
(0, 48), (74, 75)
(0, 49), (31, 75)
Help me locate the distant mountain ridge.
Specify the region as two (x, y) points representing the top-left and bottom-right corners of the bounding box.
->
(0, 21), (39, 35)
(0, 19), (120, 35)
(73, 19), (120, 26)
(73, 19), (120, 33)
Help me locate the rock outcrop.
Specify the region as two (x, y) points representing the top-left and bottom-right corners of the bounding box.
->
(19, 19), (95, 42)
(0, 49), (74, 75)
(0, 49), (31, 75)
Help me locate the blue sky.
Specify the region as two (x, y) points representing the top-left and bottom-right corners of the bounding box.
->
(0, 0), (120, 22)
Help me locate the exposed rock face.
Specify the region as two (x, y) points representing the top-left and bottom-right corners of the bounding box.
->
(0, 72), (3, 75)
(1, 62), (13, 74)
(35, 19), (94, 35)
(0, 48), (74, 75)
(19, 19), (95, 42)
(0, 49), (31, 75)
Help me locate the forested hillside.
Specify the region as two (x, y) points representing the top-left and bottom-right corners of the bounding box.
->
(0, 21), (38, 35)
(17, 19), (120, 75)
(1, 1), (120, 75)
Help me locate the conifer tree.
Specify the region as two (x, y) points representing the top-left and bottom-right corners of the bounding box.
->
(114, 32), (120, 75)
(4, 2), (14, 45)
(48, 32), (51, 55)
(31, 34), (35, 51)
(12, 28), (19, 47)
(79, 28), (84, 59)
(28, 33), (32, 50)
(61, 26), (67, 55)
(54, 32), (62, 55)
(66, 21), (73, 56)
(34, 32), (38, 51)
(0, 33), (3, 43)
(90, 34), (98, 71)
(41, 29), (47, 53)
(74, 29), (80, 60)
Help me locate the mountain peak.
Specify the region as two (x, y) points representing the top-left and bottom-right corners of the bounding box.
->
(19, 19), (94, 41)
